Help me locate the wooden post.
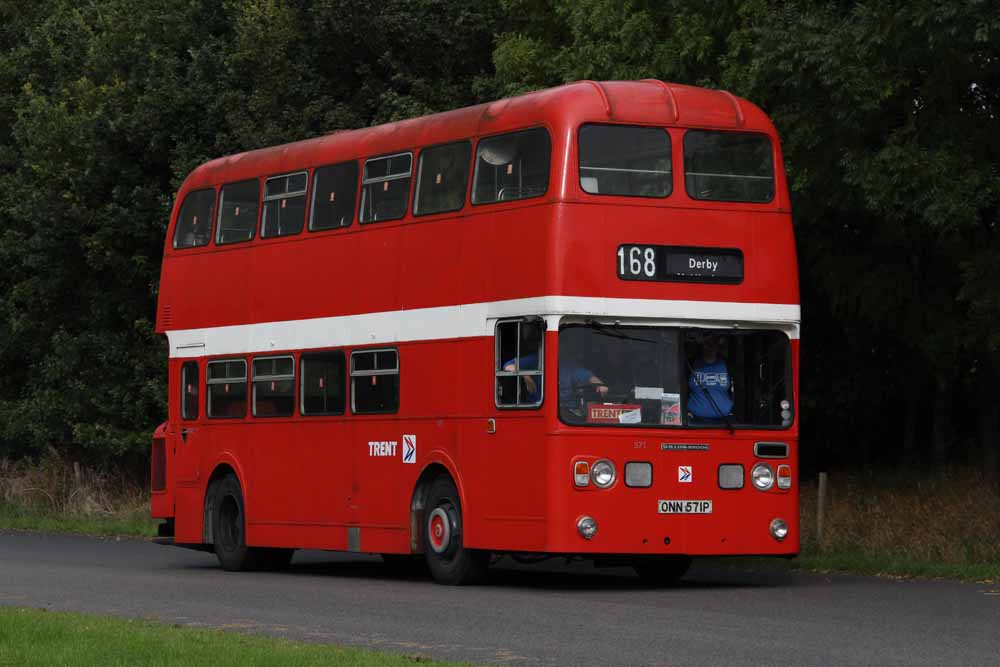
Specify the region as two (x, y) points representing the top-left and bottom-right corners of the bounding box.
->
(73, 461), (81, 484)
(817, 472), (828, 550)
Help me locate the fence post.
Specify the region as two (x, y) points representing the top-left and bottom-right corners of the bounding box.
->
(817, 472), (828, 550)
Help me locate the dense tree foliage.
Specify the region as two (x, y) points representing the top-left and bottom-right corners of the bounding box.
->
(0, 1), (997, 482)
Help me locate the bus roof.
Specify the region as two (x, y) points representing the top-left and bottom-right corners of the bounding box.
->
(181, 80), (776, 192)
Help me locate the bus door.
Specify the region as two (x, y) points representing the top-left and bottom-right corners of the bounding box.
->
(486, 319), (549, 536)
(174, 360), (205, 485)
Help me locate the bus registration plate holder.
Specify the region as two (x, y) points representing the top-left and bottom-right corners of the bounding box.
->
(658, 500), (712, 514)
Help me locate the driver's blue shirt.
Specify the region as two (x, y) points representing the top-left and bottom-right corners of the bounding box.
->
(502, 354), (596, 404)
(687, 357), (733, 419)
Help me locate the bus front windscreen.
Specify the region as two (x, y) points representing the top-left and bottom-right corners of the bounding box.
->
(558, 324), (792, 428)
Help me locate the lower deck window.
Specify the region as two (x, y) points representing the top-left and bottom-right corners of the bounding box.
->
(301, 351), (346, 415)
(207, 359), (247, 418)
(252, 356), (295, 417)
(351, 349), (399, 414)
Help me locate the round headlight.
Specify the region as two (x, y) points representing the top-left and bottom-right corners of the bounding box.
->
(591, 459), (616, 488)
(751, 463), (774, 490)
(770, 518), (788, 541)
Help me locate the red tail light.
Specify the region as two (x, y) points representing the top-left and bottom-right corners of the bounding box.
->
(151, 436), (166, 492)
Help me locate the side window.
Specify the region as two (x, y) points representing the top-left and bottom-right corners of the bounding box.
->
(413, 141), (471, 216)
(301, 351), (346, 415)
(360, 153), (412, 223)
(578, 124), (672, 197)
(261, 172), (307, 238)
(173, 189), (215, 249)
(495, 319), (544, 408)
(207, 359), (247, 418)
(217, 179), (259, 245)
(351, 349), (399, 414)
(181, 361), (199, 420)
(252, 356), (295, 417)
(310, 161), (358, 231)
(472, 128), (551, 204)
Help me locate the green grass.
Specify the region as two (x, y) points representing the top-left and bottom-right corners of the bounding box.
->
(0, 607), (469, 666)
(0, 503), (156, 538)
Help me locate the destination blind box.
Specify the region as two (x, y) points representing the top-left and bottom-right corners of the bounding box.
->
(617, 244), (744, 284)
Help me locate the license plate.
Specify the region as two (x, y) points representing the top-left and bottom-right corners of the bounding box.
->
(658, 499), (713, 514)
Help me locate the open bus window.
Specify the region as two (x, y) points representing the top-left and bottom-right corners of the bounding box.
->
(684, 131), (774, 203)
(310, 161), (358, 231)
(180, 361), (199, 420)
(414, 141), (471, 216)
(578, 124), (671, 197)
(217, 179), (259, 244)
(557, 324), (793, 428)
(300, 351), (345, 415)
(351, 349), (399, 414)
(684, 330), (792, 427)
(360, 153), (412, 223)
(472, 127), (550, 204)
(495, 319), (544, 408)
(252, 356), (295, 417)
(261, 172), (307, 238)
(207, 359), (247, 419)
(173, 189), (215, 249)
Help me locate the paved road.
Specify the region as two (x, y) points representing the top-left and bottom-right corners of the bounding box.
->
(1, 532), (998, 666)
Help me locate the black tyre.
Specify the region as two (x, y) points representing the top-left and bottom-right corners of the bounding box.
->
(213, 474), (252, 571)
(423, 476), (489, 585)
(632, 556), (692, 587)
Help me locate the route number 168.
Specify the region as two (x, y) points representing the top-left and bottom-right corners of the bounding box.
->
(617, 245), (658, 279)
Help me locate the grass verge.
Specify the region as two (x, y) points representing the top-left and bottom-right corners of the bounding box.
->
(0, 607), (468, 666)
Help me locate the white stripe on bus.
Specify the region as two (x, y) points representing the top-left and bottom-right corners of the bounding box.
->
(165, 296), (800, 358)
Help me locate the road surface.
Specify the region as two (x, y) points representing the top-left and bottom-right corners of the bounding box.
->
(1, 531), (997, 665)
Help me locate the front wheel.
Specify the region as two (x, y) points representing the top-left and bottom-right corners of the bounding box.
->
(423, 476), (489, 585)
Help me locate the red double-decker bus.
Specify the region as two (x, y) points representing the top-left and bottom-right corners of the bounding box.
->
(151, 80), (800, 585)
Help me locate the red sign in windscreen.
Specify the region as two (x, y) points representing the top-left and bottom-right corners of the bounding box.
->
(587, 403), (642, 424)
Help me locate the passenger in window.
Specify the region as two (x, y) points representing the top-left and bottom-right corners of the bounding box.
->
(687, 335), (733, 421)
(503, 325), (543, 403)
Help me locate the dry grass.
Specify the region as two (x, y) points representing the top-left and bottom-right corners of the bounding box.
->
(0, 450), (153, 536)
(798, 468), (1000, 575)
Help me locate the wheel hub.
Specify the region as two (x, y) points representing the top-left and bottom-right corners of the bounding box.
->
(427, 507), (453, 554)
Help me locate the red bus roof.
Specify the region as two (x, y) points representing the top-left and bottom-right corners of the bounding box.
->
(180, 80), (776, 193)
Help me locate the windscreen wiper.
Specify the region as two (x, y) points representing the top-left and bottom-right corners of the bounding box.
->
(584, 320), (656, 344)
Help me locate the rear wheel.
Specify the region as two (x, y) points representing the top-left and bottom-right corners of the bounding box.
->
(214, 474), (252, 571)
(423, 476), (489, 585)
(632, 556), (692, 587)
(212, 474), (295, 572)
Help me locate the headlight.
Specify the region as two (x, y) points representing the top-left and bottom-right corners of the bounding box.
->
(751, 463), (774, 490)
(577, 516), (598, 539)
(770, 518), (788, 540)
(625, 462), (652, 487)
(591, 459), (616, 488)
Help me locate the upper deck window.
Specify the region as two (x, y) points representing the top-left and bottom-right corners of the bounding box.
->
(310, 161), (358, 231)
(414, 141), (471, 216)
(684, 131), (774, 203)
(360, 153), (412, 223)
(217, 179), (260, 245)
(173, 189), (215, 249)
(472, 128), (550, 204)
(261, 172), (307, 238)
(578, 125), (671, 197)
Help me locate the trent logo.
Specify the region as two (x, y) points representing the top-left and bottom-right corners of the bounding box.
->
(678, 466), (693, 483)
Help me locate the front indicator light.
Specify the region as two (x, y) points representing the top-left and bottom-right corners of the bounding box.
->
(777, 464), (792, 489)
(591, 459), (616, 488)
(770, 518), (788, 541)
(577, 515), (598, 540)
(718, 464), (744, 489)
(625, 462), (652, 487)
(574, 461), (590, 487)
(751, 463), (774, 490)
